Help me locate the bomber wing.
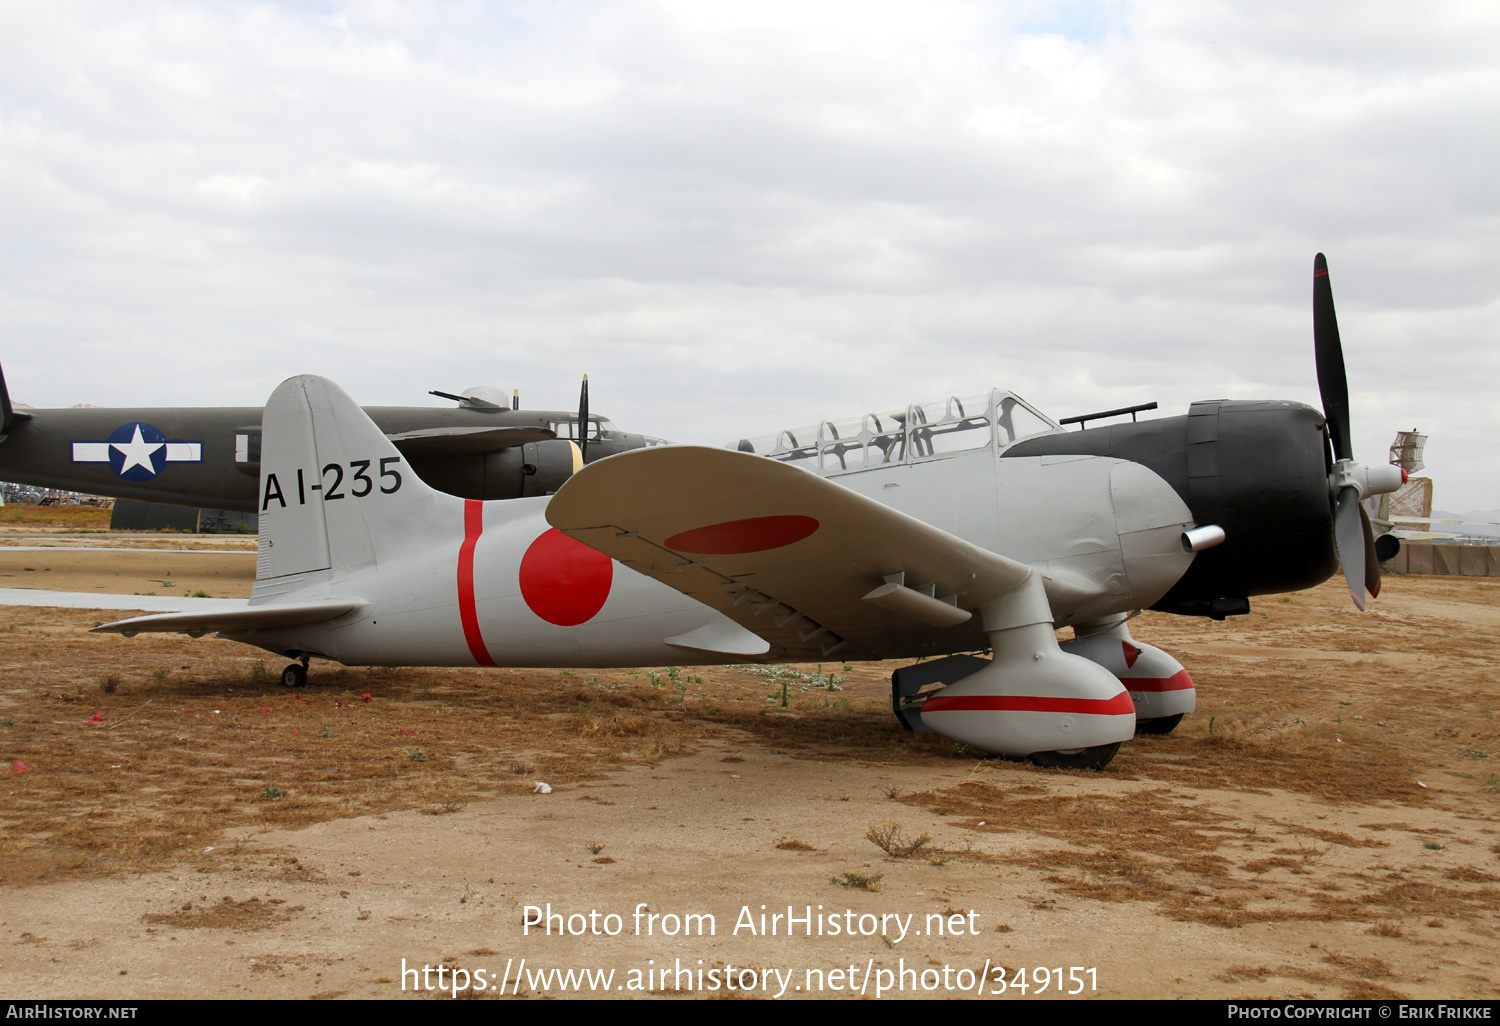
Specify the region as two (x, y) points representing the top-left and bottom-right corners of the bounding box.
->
(385, 425), (556, 455)
(545, 446), (1033, 661)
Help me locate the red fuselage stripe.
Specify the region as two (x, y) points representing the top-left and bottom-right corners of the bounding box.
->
(922, 691), (1137, 716)
(458, 499), (495, 667)
(1122, 669), (1194, 693)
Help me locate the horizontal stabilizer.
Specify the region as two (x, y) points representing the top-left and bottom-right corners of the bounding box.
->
(92, 597), (367, 637)
(547, 446), (1032, 660)
(387, 425), (555, 455)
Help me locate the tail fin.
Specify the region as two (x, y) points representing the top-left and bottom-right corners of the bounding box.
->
(255, 375), (462, 587)
(0, 360), (14, 439)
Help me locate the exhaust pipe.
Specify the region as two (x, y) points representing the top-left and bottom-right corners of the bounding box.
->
(1181, 524), (1226, 553)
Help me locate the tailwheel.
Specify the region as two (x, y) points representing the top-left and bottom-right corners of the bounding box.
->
(1135, 713), (1184, 736)
(280, 663), (308, 689)
(1029, 742), (1121, 770)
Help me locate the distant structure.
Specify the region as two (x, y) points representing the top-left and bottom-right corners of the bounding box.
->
(1389, 429), (1427, 473)
(109, 499), (255, 533)
(1373, 428), (1500, 577)
(1368, 429), (1433, 536)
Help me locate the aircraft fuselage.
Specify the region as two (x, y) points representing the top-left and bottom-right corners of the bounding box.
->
(0, 405), (653, 511)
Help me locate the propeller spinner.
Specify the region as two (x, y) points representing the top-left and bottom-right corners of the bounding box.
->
(1313, 254), (1405, 610)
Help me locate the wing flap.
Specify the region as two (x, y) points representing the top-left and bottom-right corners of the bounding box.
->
(547, 446), (1032, 660)
(91, 598), (367, 637)
(387, 425), (555, 455)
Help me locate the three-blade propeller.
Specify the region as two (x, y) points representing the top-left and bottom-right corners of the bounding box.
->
(1313, 254), (1405, 610)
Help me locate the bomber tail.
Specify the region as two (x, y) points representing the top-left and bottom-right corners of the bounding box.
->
(0, 360), (30, 441)
(0, 361), (11, 439)
(254, 375), (464, 595)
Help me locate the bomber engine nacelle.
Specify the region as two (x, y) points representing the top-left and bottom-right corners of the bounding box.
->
(407, 438), (583, 501)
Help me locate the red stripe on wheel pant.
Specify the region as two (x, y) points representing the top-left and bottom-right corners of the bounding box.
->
(922, 692), (1136, 716)
(1122, 670), (1194, 693)
(457, 499), (495, 667)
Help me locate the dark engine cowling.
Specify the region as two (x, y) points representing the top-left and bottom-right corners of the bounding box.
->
(1004, 399), (1337, 618)
(406, 438), (582, 501)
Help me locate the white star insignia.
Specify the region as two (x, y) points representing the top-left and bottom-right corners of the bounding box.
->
(112, 424), (164, 474)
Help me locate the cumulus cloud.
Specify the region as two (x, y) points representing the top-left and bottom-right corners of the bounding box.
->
(2, 0), (1496, 506)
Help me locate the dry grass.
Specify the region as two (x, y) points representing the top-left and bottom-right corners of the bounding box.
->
(865, 819), (934, 858)
(1, 565), (1498, 965)
(0, 506), (113, 530)
(0, 605), (947, 883)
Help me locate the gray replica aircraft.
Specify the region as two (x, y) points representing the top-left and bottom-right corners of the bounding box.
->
(93, 256), (1404, 770)
(0, 373), (660, 510)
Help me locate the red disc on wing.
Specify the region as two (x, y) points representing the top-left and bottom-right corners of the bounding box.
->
(519, 528), (613, 626)
(664, 515), (819, 555)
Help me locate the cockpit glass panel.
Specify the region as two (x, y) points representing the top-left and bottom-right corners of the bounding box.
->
(908, 400), (946, 427)
(727, 389), (1059, 474)
(995, 397), (1054, 446)
(909, 392), (994, 459)
(818, 416), (863, 444)
(551, 417), (609, 441)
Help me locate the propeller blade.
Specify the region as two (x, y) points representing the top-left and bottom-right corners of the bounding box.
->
(1313, 253), (1352, 462)
(577, 374), (590, 462)
(1334, 486), (1367, 611)
(1361, 503), (1381, 599)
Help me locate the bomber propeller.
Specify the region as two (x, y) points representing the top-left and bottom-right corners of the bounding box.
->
(577, 374), (590, 462)
(1313, 253), (1405, 611)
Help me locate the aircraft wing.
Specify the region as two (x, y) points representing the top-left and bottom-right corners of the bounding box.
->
(386, 425), (556, 455)
(546, 446), (1032, 660)
(91, 598), (367, 637)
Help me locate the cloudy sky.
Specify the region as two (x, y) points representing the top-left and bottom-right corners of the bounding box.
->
(3, 1), (1497, 509)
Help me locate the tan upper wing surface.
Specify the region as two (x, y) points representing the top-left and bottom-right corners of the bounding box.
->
(545, 446), (1031, 660)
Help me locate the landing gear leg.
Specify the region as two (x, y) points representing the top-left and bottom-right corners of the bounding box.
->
(1061, 618), (1196, 735)
(914, 573), (1135, 770)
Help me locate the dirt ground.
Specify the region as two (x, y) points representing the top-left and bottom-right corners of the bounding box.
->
(0, 548), (256, 598)
(0, 539), (1496, 1001)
